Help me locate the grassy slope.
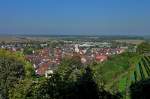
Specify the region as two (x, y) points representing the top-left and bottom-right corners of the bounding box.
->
(93, 52), (139, 91)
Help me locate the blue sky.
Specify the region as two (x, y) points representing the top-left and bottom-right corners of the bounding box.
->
(0, 0), (150, 35)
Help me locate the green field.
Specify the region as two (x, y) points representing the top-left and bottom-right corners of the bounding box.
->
(93, 52), (150, 98)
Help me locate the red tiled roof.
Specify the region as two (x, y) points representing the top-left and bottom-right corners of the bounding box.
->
(95, 55), (108, 62)
(36, 63), (49, 76)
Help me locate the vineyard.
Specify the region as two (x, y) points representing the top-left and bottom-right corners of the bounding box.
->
(130, 55), (150, 83)
(113, 54), (150, 98)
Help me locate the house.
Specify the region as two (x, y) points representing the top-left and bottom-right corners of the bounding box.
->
(95, 55), (108, 62)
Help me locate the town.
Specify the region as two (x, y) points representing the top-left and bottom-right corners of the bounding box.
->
(0, 36), (138, 77)
(1, 0), (150, 98)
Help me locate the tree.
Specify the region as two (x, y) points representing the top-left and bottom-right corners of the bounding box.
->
(9, 57), (83, 99)
(9, 56), (119, 99)
(75, 67), (100, 99)
(0, 50), (25, 99)
(130, 78), (150, 99)
(0, 49), (34, 99)
(23, 47), (33, 55)
(9, 79), (33, 99)
(137, 42), (150, 54)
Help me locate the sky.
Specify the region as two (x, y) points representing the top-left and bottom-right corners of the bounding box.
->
(0, 0), (150, 35)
